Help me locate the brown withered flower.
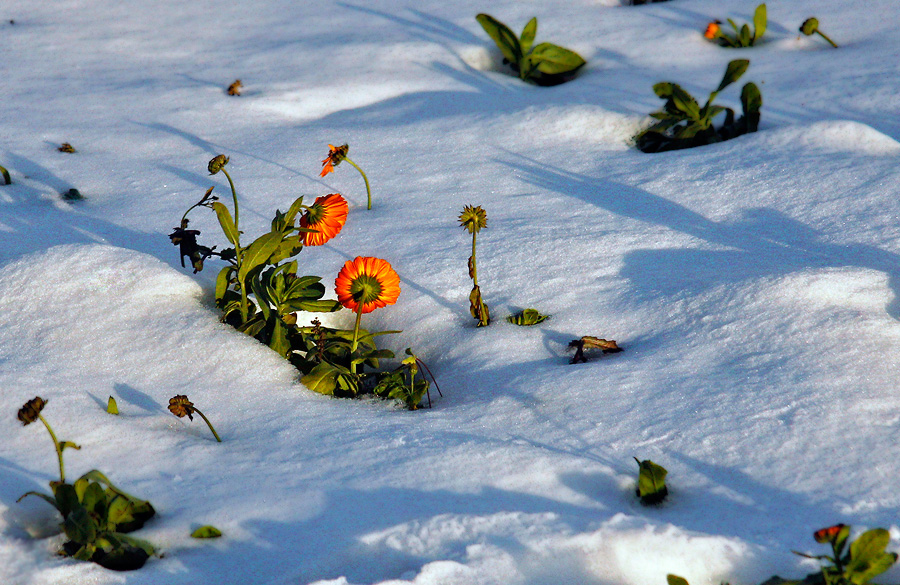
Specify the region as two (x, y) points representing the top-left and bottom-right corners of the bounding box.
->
(169, 220), (217, 273)
(168, 395), (195, 420)
(57, 142), (76, 153)
(208, 154), (229, 175)
(227, 79), (243, 96)
(18, 397), (46, 425)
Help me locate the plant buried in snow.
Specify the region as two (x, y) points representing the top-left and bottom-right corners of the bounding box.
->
(16, 398), (156, 570)
(0, 162), (11, 185)
(459, 205), (490, 327)
(168, 395), (222, 442)
(476, 14), (586, 86)
(320, 144), (374, 210)
(635, 59), (761, 153)
(703, 4), (767, 48)
(171, 155), (345, 359)
(634, 458), (668, 505)
(791, 524), (898, 585)
(800, 18), (838, 48)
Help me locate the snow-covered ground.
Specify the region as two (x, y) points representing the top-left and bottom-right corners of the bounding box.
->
(1, 1), (899, 584)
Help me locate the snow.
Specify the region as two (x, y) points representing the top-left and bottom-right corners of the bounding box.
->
(1, 0), (899, 584)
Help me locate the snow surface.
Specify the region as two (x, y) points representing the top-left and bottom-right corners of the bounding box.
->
(1, 0), (900, 584)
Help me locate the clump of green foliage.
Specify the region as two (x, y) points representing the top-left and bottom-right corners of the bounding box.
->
(705, 4), (767, 48)
(476, 14), (586, 86)
(635, 59), (761, 153)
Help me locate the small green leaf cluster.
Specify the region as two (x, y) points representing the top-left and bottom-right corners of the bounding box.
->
(634, 458), (668, 505)
(710, 4), (767, 48)
(506, 308), (549, 326)
(636, 59), (762, 153)
(476, 14), (586, 86)
(371, 348), (434, 410)
(790, 525), (898, 585)
(19, 470), (155, 571)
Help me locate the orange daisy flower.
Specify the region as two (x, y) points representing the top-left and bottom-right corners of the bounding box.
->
(320, 144), (349, 177)
(335, 256), (401, 314)
(300, 193), (349, 246)
(704, 21), (721, 40)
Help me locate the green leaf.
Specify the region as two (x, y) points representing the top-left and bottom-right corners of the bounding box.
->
(476, 13), (523, 65)
(635, 458), (668, 504)
(16, 490), (59, 510)
(301, 362), (341, 395)
(739, 24), (751, 47)
(59, 440), (81, 452)
(211, 202), (240, 247)
(191, 525), (223, 539)
(847, 529), (896, 584)
(715, 59), (750, 93)
(753, 4), (767, 41)
(726, 18), (740, 36)
(238, 231), (283, 284)
(741, 82), (762, 132)
(107, 396), (118, 415)
(520, 17), (537, 55)
(64, 505), (98, 545)
(529, 42), (586, 75)
(653, 82), (676, 100)
(668, 575), (690, 585)
(81, 481), (106, 514)
(215, 265), (236, 304)
(288, 299), (342, 313)
(670, 86), (701, 120)
(54, 482), (81, 518)
(506, 308), (549, 326)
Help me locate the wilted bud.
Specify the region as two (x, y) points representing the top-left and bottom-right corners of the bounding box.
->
(18, 397), (46, 425)
(168, 395), (195, 420)
(208, 154), (229, 175)
(458, 205), (488, 234)
(799, 17), (818, 36)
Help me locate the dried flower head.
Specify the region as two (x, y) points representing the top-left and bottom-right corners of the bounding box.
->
(168, 395), (195, 420)
(814, 524), (846, 544)
(299, 193), (349, 246)
(704, 21), (721, 40)
(18, 397), (46, 425)
(458, 205), (488, 234)
(335, 256), (401, 314)
(227, 79), (243, 96)
(800, 17), (818, 36)
(320, 144), (349, 177)
(208, 154), (229, 175)
(58, 143), (76, 153)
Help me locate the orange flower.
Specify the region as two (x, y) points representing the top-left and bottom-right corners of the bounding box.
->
(704, 21), (721, 40)
(320, 144), (349, 177)
(335, 256), (400, 314)
(300, 193), (349, 246)
(814, 524), (846, 544)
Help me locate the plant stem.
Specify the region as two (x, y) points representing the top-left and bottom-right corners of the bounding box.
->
(349, 304), (364, 375)
(344, 158), (372, 210)
(816, 30), (838, 48)
(38, 415), (65, 483)
(220, 167), (249, 322)
(193, 408), (222, 443)
(471, 231), (478, 287)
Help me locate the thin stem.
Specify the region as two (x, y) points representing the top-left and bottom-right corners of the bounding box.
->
(816, 30), (838, 48)
(471, 231), (478, 287)
(349, 305), (364, 375)
(220, 167), (249, 322)
(344, 158), (372, 210)
(193, 408), (222, 443)
(38, 415), (64, 483)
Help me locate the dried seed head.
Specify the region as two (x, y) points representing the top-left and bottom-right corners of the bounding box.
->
(208, 154), (229, 175)
(18, 397), (46, 425)
(168, 395), (195, 420)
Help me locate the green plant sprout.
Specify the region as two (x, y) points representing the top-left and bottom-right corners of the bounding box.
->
(704, 4), (767, 48)
(168, 395), (222, 442)
(107, 396), (119, 415)
(16, 398), (156, 570)
(634, 458), (668, 505)
(476, 14), (586, 86)
(636, 59), (761, 153)
(320, 144), (373, 210)
(0, 163), (11, 185)
(459, 205), (490, 327)
(506, 308), (549, 326)
(800, 18), (838, 48)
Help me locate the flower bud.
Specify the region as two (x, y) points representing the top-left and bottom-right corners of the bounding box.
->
(800, 18), (818, 36)
(208, 154), (229, 175)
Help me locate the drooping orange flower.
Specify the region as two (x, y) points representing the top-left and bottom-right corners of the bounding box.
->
(320, 144), (349, 177)
(335, 256), (400, 314)
(704, 21), (721, 40)
(300, 193), (349, 246)
(814, 524), (846, 544)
